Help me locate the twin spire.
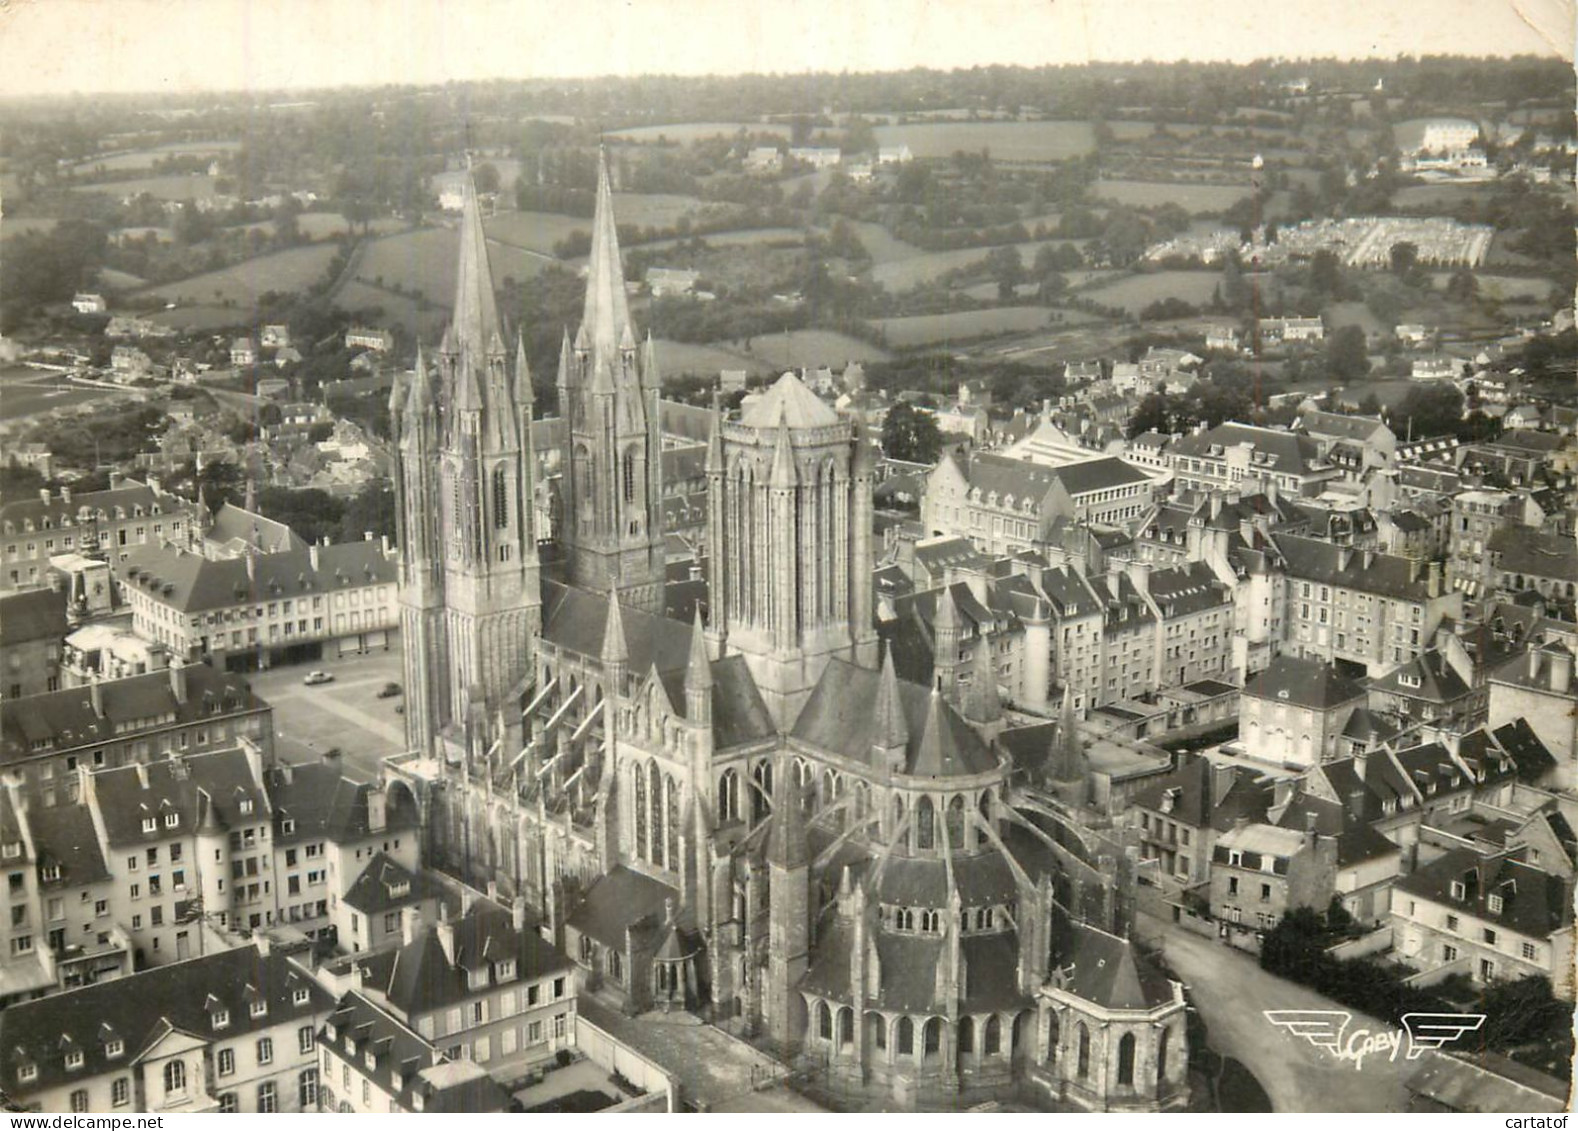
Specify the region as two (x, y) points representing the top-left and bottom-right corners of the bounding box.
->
(580, 147), (636, 364)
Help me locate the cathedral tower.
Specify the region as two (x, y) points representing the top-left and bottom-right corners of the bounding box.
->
(556, 150), (666, 613)
(392, 173), (541, 756)
(706, 374), (879, 727)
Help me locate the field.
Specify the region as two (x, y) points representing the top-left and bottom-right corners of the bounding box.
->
(871, 239), (1086, 291)
(611, 193), (710, 229)
(483, 211), (589, 255)
(846, 221), (925, 264)
(608, 122), (788, 145)
(72, 174), (219, 201)
(1322, 301), (1388, 340)
(0, 367), (122, 423)
(871, 307), (1056, 348)
(724, 329), (888, 370)
(347, 226), (554, 312)
(295, 212), (405, 239)
(97, 268), (148, 290)
(1, 217), (58, 241)
(331, 281), (447, 339)
(651, 340), (768, 378)
(1392, 182), (1500, 211)
(1092, 179), (1251, 213)
(636, 227), (803, 256)
(871, 120), (1094, 161)
(1455, 274), (1558, 302)
(70, 141), (242, 174)
(147, 305), (250, 332)
(1080, 270), (1222, 314)
(137, 243), (340, 309)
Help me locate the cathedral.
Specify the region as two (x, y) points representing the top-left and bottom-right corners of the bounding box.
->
(386, 156), (1188, 1111)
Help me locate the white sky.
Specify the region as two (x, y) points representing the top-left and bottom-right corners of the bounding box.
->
(0, 0), (1571, 97)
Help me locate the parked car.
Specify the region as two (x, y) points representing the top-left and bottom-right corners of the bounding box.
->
(303, 671), (335, 686)
(377, 682), (403, 698)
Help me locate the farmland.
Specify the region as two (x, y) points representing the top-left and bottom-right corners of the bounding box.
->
(1452, 274), (1557, 302)
(137, 243), (340, 309)
(695, 329), (889, 374)
(483, 211), (589, 255)
(72, 174), (220, 201)
(69, 141), (242, 174)
(608, 123), (787, 145)
(871, 239), (1087, 291)
(871, 307), (1056, 348)
(146, 305), (252, 332)
(1092, 179), (1251, 213)
(1081, 270), (1222, 314)
(0, 366), (122, 423)
(871, 120), (1094, 161)
(636, 227), (803, 255)
(346, 226), (554, 313)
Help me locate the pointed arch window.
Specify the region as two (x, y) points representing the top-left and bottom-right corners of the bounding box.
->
(622, 448), (636, 504)
(1117, 1032), (1136, 1086)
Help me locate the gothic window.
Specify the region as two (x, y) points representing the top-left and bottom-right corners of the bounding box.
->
(1117, 1032), (1136, 1086)
(817, 1001), (832, 1040)
(648, 761), (663, 866)
(666, 774), (680, 869)
(751, 761), (773, 823)
(622, 449), (636, 504)
(946, 795), (965, 848)
(794, 759), (813, 814)
(718, 769), (740, 824)
(1157, 1027), (1170, 1082)
(897, 1017), (914, 1055)
(892, 794), (906, 843)
(492, 466), (508, 529)
(916, 796), (935, 850)
(984, 1015), (1001, 1056)
(1076, 1024), (1090, 1079)
(977, 793), (992, 847)
(958, 1016), (974, 1053)
(634, 763), (648, 857)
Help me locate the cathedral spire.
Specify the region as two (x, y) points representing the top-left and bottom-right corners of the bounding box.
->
(581, 148), (633, 362)
(963, 631), (1003, 725)
(450, 174), (503, 362)
(685, 609), (713, 692)
(704, 388), (725, 474)
(769, 419), (798, 488)
(514, 333), (533, 406)
(1050, 683), (1086, 784)
(871, 643), (909, 770)
(600, 584), (628, 668)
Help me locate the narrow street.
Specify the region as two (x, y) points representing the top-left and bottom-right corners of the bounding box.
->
(1136, 913), (1413, 1112)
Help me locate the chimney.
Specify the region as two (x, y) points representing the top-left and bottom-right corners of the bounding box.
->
(59, 486), (71, 506)
(366, 785), (387, 833)
(1210, 494), (1222, 521)
(380, 534), (391, 557)
(1362, 549), (1376, 570)
(1354, 750), (1367, 781)
(1212, 762), (1236, 807)
(486, 881), (498, 902)
(148, 474), (161, 496)
(168, 660), (187, 705)
(38, 488), (49, 503)
(512, 896), (527, 933)
(245, 553), (256, 583)
(1551, 649), (1572, 695)
(1105, 573), (1122, 600)
(109, 471), (124, 490)
(308, 544), (320, 572)
(1528, 648), (1543, 680)
(1232, 815), (1250, 833)
(134, 762), (149, 790)
(89, 675), (105, 718)
(435, 919), (456, 965)
(402, 905), (423, 947)
(1337, 546), (1354, 571)
(363, 531), (373, 542)
(1426, 561), (1441, 597)
(254, 932), (270, 957)
(1127, 559), (1151, 595)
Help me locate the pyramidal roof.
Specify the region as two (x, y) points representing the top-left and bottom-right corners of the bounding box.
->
(740, 370), (840, 430)
(449, 173), (503, 362)
(579, 149), (634, 361)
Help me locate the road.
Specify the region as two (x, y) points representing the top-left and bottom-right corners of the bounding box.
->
(1136, 912), (1412, 1113)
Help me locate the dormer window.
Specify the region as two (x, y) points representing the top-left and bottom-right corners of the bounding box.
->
(17, 1064), (36, 1083)
(212, 1009), (230, 1030)
(164, 813), (178, 828)
(281, 819), (295, 836)
(239, 799), (253, 816)
(249, 1000), (267, 1019)
(293, 987), (310, 1006)
(1487, 894), (1503, 914)
(65, 1050), (84, 1071)
(141, 818), (157, 834)
(495, 960), (515, 981)
(41, 864), (60, 883)
(2, 843), (21, 860)
(105, 1040), (123, 1059)
(1450, 880), (1466, 900)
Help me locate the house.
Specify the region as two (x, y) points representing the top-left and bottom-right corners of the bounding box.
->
(117, 539), (398, 670)
(1390, 849), (1574, 1001)
(1259, 316), (1324, 343)
(316, 992), (510, 1113)
(334, 853), (444, 955)
(1237, 655), (1368, 768)
(259, 325), (291, 349)
(0, 940), (333, 1113)
(1395, 324), (1433, 347)
(1128, 757), (1271, 885)
(6, 444), (53, 480)
(1487, 645), (1576, 779)
(1364, 635), (1483, 735)
(1209, 820), (1339, 935)
(59, 622), (168, 687)
(230, 338), (257, 367)
(877, 145), (914, 165)
(1412, 355), (1459, 381)
(788, 147), (842, 169)
(109, 346), (153, 382)
(1293, 410), (1397, 471)
(71, 293), (107, 315)
(344, 327), (394, 353)
(644, 267), (699, 297)
(0, 589), (68, 700)
(743, 147), (783, 173)
(323, 896), (577, 1074)
(1204, 325), (1240, 352)
(1169, 422), (1338, 497)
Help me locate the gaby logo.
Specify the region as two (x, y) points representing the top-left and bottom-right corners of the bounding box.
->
(1264, 1010), (1486, 1070)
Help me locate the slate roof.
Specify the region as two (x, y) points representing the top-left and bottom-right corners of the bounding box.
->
(1146, 562), (1231, 616)
(28, 801), (111, 889)
(961, 933), (1031, 1012)
(1171, 422), (1326, 476)
(0, 944), (328, 1099)
(120, 540), (395, 614)
(0, 482), (191, 536)
(1, 667), (265, 766)
(342, 852), (445, 915)
(541, 581), (693, 675)
(0, 589), (68, 647)
(1366, 648), (1474, 704)
(739, 370), (840, 429)
(263, 760), (421, 847)
(1489, 525), (1578, 582)
(1297, 410), (1391, 444)
(204, 502), (307, 555)
(1273, 795), (1399, 868)
(365, 898), (572, 1017)
(1129, 755), (1271, 831)
(1394, 849), (1573, 939)
(1052, 922), (1174, 1011)
(956, 452), (1147, 505)
(1488, 718), (1558, 783)
(321, 992), (448, 1110)
(1243, 655), (1366, 710)
(1404, 1051), (1570, 1114)
(792, 658), (996, 779)
(1272, 534), (1438, 601)
(566, 865), (678, 950)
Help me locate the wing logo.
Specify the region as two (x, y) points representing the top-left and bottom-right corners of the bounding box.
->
(1264, 1009), (1485, 1070)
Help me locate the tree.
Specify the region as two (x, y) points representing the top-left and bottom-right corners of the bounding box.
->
(881, 401), (944, 464)
(1394, 383), (1464, 440)
(472, 162), (501, 195)
(1326, 326), (1371, 381)
(984, 245), (1024, 301)
(1445, 268), (1479, 303)
(1389, 241), (1419, 276)
(1127, 392), (1175, 439)
(1309, 249), (1343, 298)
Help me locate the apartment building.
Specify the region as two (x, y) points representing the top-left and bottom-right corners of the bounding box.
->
(1168, 423), (1338, 498)
(0, 940), (333, 1113)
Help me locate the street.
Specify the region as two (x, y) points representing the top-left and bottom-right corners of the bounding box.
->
(244, 645), (406, 783)
(1136, 912), (1412, 1112)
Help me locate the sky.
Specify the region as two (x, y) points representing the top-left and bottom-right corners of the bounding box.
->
(0, 0), (1571, 98)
